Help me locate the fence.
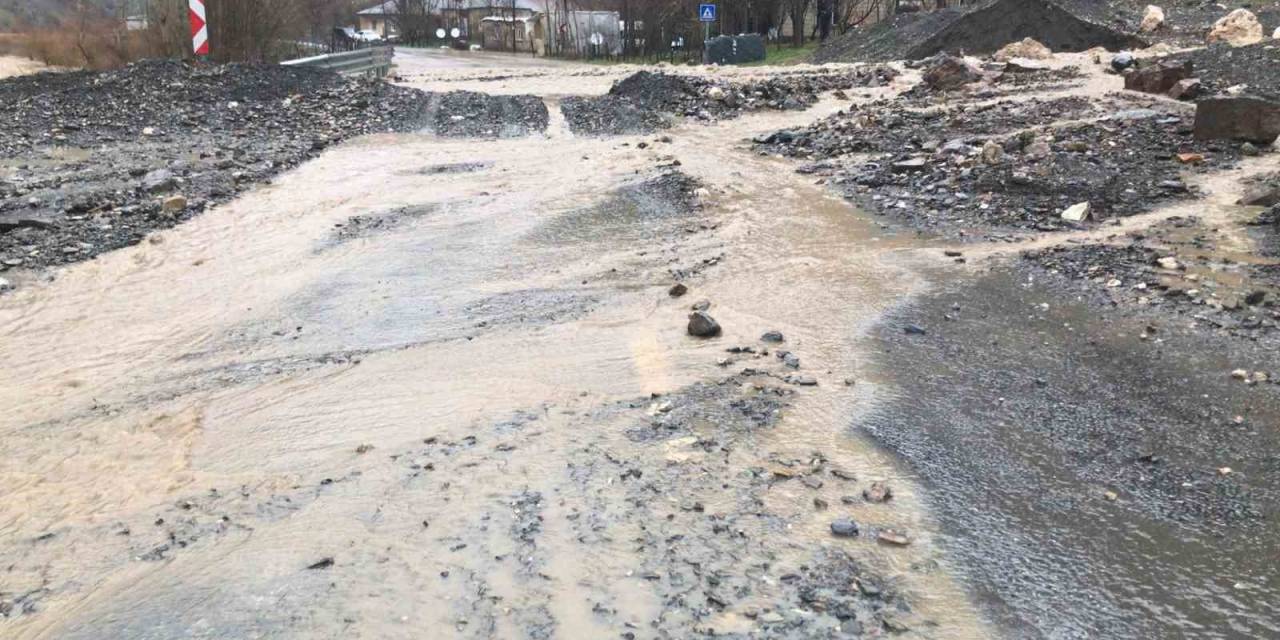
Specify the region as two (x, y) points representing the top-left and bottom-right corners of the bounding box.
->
(281, 46), (394, 78)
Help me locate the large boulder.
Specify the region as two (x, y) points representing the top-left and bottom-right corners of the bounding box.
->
(993, 38), (1052, 61)
(922, 55), (983, 91)
(1140, 5), (1165, 33)
(1240, 174), (1280, 207)
(1194, 96), (1280, 144)
(1207, 9), (1264, 47)
(1123, 59), (1193, 95)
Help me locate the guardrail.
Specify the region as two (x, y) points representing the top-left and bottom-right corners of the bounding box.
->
(281, 46), (394, 78)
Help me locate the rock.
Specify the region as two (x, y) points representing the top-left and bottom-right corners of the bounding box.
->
(829, 519), (859, 537)
(783, 352), (800, 369)
(1231, 369), (1249, 380)
(1024, 139), (1052, 158)
(1241, 142), (1259, 156)
(1167, 78), (1203, 100)
(921, 55), (982, 91)
(691, 299), (711, 312)
(863, 482), (893, 503)
(790, 375), (818, 386)
(1239, 179), (1280, 207)
(761, 330), (784, 343)
(0, 277), (10, 291)
(1244, 290), (1266, 306)
(1274, 26), (1280, 40)
(1123, 59), (1193, 95)
(891, 157), (928, 173)
(1207, 9), (1264, 46)
(1156, 256), (1181, 270)
(993, 37), (1052, 62)
(707, 86), (726, 101)
(162, 195), (188, 212)
(981, 140), (1004, 165)
(1176, 152), (1204, 164)
(142, 126), (157, 136)
(141, 169), (177, 193)
(1111, 51), (1135, 72)
(687, 311), (722, 337)
(1060, 201), (1092, 222)
(669, 282), (688, 297)
(1140, 5), (1165, 33)
(877, 530), (912, 546)
(1194, 96), (1280, 144)
(759, 612), (785, 624)
(903, 324), (927, 335)
(1003, 58), (1050, 73)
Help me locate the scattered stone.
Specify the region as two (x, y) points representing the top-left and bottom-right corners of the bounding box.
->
(1003, 58), (1050, 73)
(1194, 96), (1280, 144)
(1139, 5), (1165, 33)
(1060, 201), (1092, 222)
(903, 324), (927, 335)
(162, 195), (188, 212)
(1207, 9), (1264, 47)
(1176, 153), (1204, 165)
(892, 157), (928, 173)
(1124, 59), (1193, 95)
(687, 311), (723, 337)
(1111, 51), (1136, 72)
(691, 299), (711, 312)
(1104, 490), (1119, 501)
(1241, 142), (1259, 156)
(921, 55), (982, 91)
(1218, 466), (1233, 476)
(993, 38), (1053, 61)
(863, 482), (893, 503)
(1156, 256), (1181, 270)
(876, 530), (911, 546)
(1231, 369), (1249, 380)
(669, 282), (689, 297)
(0, 277), (10, 291)
(790, 375), (818, 386)
(783, 352), (800, 369)
(981, 140), (1004, 165)
(830, 519), (860, 537)
(1239, 176), (1280, 207)
(1167, 78), (1202, 101)
(707, 86), (726, 101)
(761, 330), (785, 343)
(141, 169), (177, 194)
(306, 557), (335, 570)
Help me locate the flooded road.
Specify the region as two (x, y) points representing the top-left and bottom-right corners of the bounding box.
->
(0, 63), (988, 639)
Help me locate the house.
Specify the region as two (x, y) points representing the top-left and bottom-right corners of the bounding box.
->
(440, 0), (545, 47)
(357, 1), (399, 38)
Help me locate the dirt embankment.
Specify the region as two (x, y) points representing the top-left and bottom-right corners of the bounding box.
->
(561, 67), (898, 135)
(0, 59), (546, 276)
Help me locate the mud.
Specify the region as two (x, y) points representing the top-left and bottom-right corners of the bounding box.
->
(0, 60), (543, 273)
(859, 262), (1280, 638)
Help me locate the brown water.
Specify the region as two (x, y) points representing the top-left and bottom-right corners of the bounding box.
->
(0, 73), (990, 638)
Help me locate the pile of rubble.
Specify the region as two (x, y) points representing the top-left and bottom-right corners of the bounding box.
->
(0, 60), (545, 272)
(560, 67), (898, 135)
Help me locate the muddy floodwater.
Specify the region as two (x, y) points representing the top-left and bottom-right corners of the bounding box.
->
(2, 48), (1279, 639)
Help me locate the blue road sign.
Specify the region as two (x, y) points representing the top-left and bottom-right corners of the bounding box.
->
(699, 3), (716, 22)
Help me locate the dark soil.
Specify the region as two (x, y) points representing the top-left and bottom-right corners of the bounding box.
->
(814, 0), (1144, 63)
(1179, 42), (1280, 101)
(560, 67), (898, 135)
(758, 94), (1255, 234)
(0, 59), (545, 275)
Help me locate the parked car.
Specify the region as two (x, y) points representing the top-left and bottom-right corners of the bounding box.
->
(355, 30), (384, 43)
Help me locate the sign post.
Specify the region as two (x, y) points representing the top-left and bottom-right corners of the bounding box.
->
(189, 0), (209, 59)
(698, 3), (716, 45)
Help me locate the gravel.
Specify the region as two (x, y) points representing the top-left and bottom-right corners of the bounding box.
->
(1179, 42), (1280, 101)
(560, 67), (898, 135)
(0, 59), (545, 273)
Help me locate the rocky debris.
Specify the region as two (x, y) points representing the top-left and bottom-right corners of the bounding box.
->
(993, 37), (1053, 61)
(921, 54), (983, 91)
(560, 67), (897, 135)
(1207, 9), (1264, 46)
(0, 59), (544, 272)
(1061, 201), (1091, 222)
(1240, 173), (1280, 207)
(1023, 217), (1280, 337)
(420, 91), (548, 138)
(813, 0), (1144, 63)
(669, 282), (689, 297)
(761, 330), (785, 343)
(1123, 58), (1193, 95)
(1194, 96), (1280, 144)
(863, 482), (894, 503)
(1166, 78), (1203, 100)
(830, 518), (860, 537)
(1140, 5), (1165, 33)
(761, 95), (1247, 234)
(1180, 42), (1280, 101)
(1112, 51), (1137, 72)
(687, 311), (722, 337)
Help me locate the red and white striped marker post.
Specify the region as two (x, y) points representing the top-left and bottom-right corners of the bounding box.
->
(189, 0), (209, 57)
